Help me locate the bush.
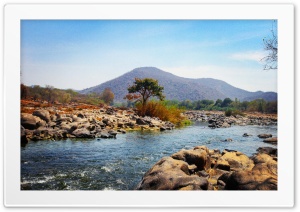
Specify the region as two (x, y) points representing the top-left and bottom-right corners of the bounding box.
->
(180, 119), (193, 126)
(225, 109), (232, 117)
(225, 109), (245, 117)
(136, 101), (184, 125)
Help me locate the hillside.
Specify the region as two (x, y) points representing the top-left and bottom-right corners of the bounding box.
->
(80, 67), (277, 102)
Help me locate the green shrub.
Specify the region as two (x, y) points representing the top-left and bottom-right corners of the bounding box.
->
(180, 119), (193, 126)
(225, 109), (232, 117)
(225, 109), (245, 117)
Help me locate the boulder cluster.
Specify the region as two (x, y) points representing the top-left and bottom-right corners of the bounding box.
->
(136, 146), (277, 190)
(21, 106), (175, 146)
(184, 111), (277, 129)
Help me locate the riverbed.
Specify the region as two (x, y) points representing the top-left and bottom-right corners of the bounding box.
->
(21, 122), (277, 190)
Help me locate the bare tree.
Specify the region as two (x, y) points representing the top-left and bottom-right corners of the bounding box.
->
(261, 21), (277, 70)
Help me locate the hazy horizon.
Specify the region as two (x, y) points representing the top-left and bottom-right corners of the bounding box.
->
(21, 20), (277, 92)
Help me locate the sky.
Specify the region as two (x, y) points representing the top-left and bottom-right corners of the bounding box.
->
(21, 20), (277, 92)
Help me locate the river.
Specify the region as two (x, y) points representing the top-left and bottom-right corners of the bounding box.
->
(21, 122), (277, 190)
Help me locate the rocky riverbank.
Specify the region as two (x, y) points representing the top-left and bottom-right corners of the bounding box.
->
(136, 145), (277, 190)
(20, 102), (277, 145)
(21, 103), (175, 145)
(184, 111), (277, 128)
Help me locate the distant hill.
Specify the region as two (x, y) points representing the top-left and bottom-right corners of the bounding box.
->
(80, 67), (277, 102)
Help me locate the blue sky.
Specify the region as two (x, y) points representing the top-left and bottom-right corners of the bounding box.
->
(21, 20), (277, 92)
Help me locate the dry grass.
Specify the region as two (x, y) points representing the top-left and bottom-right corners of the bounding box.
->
(74, 104), (100, 110)
(136, 101), (184, 125)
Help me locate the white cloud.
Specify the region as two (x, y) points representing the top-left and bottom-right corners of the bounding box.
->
(229, 51), (266, 62)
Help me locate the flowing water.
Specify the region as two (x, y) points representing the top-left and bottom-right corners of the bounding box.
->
(21, 122), (277, 190)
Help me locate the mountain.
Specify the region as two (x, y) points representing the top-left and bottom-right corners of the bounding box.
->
(80, 67), (277, 102)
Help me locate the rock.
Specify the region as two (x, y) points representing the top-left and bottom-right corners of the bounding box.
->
(33, 109), (51, 122)
(263, 137), (277, 144)
(48, 121), (57, 128)
(258, 134), (272, 138)
(21, 126), (28, 146)
(223, 138), (233, 142)
(219, 151), (254, 171)
(108, 130), (118, 138)
(21, 113), (46, 130)
(171, 148), (208, 171)
(72, 128), (94, 138)
(117, 129), (126, 134)
(188, 164), (198, 174)
(221, 122), (230, 128)
(217, 172), (231, 184)
(102, 118), (111, 126)
(106, 107), (115, 115)
(243, 133), (251, 137)
(224, 151), (277, 190)
(51, 130), (68, 140)
(136, 118), (147, 125)
(217, 180), (226, 186)
(60, 123), (78, 133)
(77, 113), (85, 118)
(214, 159), (230, 171)
(225, 162), (277, 190)
(252, 153), (277, 167)
(117, 122), (125, 128)
(208, 123), (216, 128)
(256, 147), (277, 156)
(141, 125), (150, 130)
(21, 113), (38, 130)
(32, 128), (51, 140)
(98, 131), (114, 139)
(196, 170), (210, 178)
(136, 157), (209, 190)
(160, 126), (166, 131)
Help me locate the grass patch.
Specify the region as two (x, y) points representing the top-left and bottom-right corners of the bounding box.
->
(179, 119), (193, 127)
(136, 101), (185, 125)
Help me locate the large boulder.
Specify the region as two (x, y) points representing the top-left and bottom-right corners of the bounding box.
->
(218, 151), (254, 171)
(33, 110), (51, 122)
(21, 113), (46, 130)
(136, 157), (209, 190)
(136, 118), (148, 125)
(263, 137), (278, 144)
(225, 153), (277, 190)
(171, 146), (208, 170)
(71, 128), (94, 138)
(225, 162), (277, 190)
(256, 147), (277, 156)
(258, 134), (272, 138)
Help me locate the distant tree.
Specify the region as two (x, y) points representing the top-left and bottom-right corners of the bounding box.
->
(21, 84), (29, 99)
(101, 88), (115, 105)
(230, 98), (241, 109)
(59, 92), (71, 105)
(221, 98), (233, 107)
(214, 99), (223, 107)
(125, 78), (165, 106)
(262, 21), (277, 70)
(240, 101), (249, 111)
(179, 100), (193, 110)
(44, 85), (55, 103)
(257, 99), (267, 113)
(266, 101), (277, 113)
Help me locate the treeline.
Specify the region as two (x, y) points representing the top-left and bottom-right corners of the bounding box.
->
(163, 97), (277, 114)
(21, 84), (277, 114)
(21, 84), (114, 105)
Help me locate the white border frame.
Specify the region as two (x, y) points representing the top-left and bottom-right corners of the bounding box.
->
(4, 4), (294, 207)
